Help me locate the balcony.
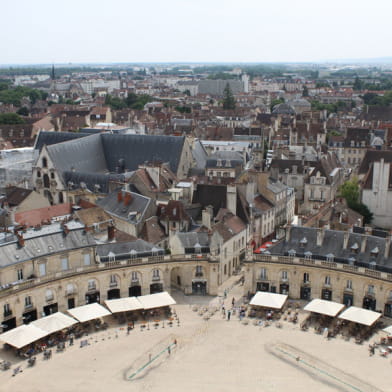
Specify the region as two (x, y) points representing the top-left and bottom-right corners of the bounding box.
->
(109, 281), (118, 287)
(152, 276), (161, 282)
(195, 272), (204, 278)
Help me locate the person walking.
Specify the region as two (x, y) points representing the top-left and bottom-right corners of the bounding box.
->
(227, 310), (231, 321)
(232, 297), (235, 307)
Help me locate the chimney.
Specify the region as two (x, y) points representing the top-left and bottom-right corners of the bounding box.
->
(108, 224), (115, 241)
(17, 233), (25, 248)
(361, 234), (367, 253)
(202, 208), (212, 230)
(226, 184), (237, 215)
(316, 227), (325, 247)
(343, 230), (350, 250)
(124, 192), (132, 206)
(62, 223), (70, 236)
(285, 225), (291, 242)
(117, 191), (123, 203)
(385, 236), (391, 259)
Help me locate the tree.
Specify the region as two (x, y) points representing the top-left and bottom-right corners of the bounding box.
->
(0, 113), (25, 124)
(339, 178), (373, 224)
(353, 76), (362, 91)
(222, 83), (236, 110)
(270, 98), (284, 112)
(16, 106), (29, 116)
(302, 85), (309, 97)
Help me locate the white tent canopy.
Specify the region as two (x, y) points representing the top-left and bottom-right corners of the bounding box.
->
(31, 312), (78, 334)
(67, 303), (111, 323)
(383, 325), (392, 335)
(0, 324), (48, 349)
(304, 299), (345, 317)
(137, 292), (176, 310)
(338, 306), (381, 326)
(105, 297), (143, 313)
(249, 292), (288, 310)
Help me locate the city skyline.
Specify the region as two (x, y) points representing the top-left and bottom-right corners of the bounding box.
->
(1, 0), (391, 65)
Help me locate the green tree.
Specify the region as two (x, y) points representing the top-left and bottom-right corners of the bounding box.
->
(302, 85), (309, 97)
(16, 106), (29, 116)
(353, 76), (363, 91)
(270, 98), (284, 112)
(0, 113), (25, 124)
(222, 83), (236, 110)
(339, 178), (373, 224)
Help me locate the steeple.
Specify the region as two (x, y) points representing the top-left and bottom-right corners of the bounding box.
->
(51, 64), (55, 80)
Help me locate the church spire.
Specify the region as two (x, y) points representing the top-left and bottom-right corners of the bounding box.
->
(51, 64), (55, 80)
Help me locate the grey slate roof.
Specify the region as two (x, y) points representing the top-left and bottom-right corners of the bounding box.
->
(34, 131), (88, 151)
(100, 133), (185, 174)
(176, 232), (210, 248)
(47, 133), (107, 174)
(0, 228), (96, 269)
(192, 140), (208, 169)
(96, 190), (154, 222)
(63, 171), (134, 194)
(97, 239), (163, 261)
(269, 226), (392, 270)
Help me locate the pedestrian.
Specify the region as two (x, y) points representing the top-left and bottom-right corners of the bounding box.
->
(232, 297), (235, 307)
(168, 346), (171, 355)
(222, 305), (225, 315)
(227, 310), (231, 321)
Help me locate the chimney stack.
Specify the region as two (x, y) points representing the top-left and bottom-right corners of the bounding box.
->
(117, 191), (123, 203)
(385, 236), (391, 259)
(124, 192), (132, 206)
(107, 224), (115, 241)
(17, 233), (25, 248)
(361, 234), (367, 253)
(316, 227), (325, 247)
(343, 230), (350, 250)
(285, 225), (291, 242)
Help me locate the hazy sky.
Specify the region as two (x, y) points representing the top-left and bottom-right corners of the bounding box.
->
(2, 0), (391, 64)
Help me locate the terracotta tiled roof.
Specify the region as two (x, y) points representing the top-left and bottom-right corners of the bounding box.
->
(14, 203), (72, 226)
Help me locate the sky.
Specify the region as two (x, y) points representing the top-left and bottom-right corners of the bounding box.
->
(1, 0), (392, 65)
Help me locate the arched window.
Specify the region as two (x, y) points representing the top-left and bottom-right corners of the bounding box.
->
(42, 157), (48, 168)
(303, 273), (309, 283)
(66, 283), (75, 295)
(58, 192), (64, 204)
(37, 170), (41, 178)
(325, 276), (331, 286)
(43, 174), (50, 188)
(281, 270), (288, 281)
(224, 265), (227, 275)
(45, 289), (54, 302)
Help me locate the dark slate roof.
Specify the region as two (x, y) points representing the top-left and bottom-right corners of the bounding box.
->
(63, 171), (131, 194)
(47, 133), (107, 174)
(272, 103), (296, 115)
(206, 151), (243, 169)
(270, 159), (306, 174)
(5, 186), (33, 206)
(0, 227), (96, 269)
(358, 150), (392, 175)
(176, 232), (210, 248)
(269, 226), (392, 269)
(96, 190), (154, 222)
(192, 140), (208, 169)
(193, 184), (227, 216)
(34, 131), (88, 151)
(97, 239), (163, 261)
(101, 133), (185, 174)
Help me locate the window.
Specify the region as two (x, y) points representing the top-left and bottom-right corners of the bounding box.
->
(110, 274), (118, 286)
(50, 172), (55, 179)
(37, 170), (41, 178)
(61, 257), (69, 271)
(368, 284), (375, 295)
(131, 271), (138, 282)
(25, 296), (32, 308)
(66, 283), (75, 295)
(260, 268), (267, 280)
(224, 265), (227, 275)
(83, 253), (91, 266)
(42, 157), (48, 168)
(17, 268), (23, 280)
(346, 280), (353, 290)
(303, 273), (309, 283)
(39, 263), (46, 277)
(152, 269), (160, 280)
(45, 289), (54, 302)
(281, 270), (288, 281)
(196, 265), (203, 277)
(88, 279), (96, 291)
(324, 276), (331, 286)
(3, 303), (11, 317)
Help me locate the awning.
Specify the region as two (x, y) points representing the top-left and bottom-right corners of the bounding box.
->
(338, 306), (381, 326)
(137, 292), (176, 310)
(0, 324), (48, 349)
(304, 299), (345, 317)
(31, 312), (78, 334)
(104, 297), (143, 313)
(67, 303), (111, 323)
(249, 292), (288, 310)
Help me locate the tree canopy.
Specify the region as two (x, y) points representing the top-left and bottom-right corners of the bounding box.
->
(338, 178), (373, 224)
(222, 83), (236, 110)
(0, 113), (26, 124)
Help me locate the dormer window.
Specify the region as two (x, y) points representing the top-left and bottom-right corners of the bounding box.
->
(217, 159), (222, 167)
(300, 237), (307, 247)
(371, 247), (379, 257)
(304, 251), (312, 260)
(326, 253), (334, 262)
(351, 243), (359, 253)
(42, 157), (48, 168)
(288, 249), (296, 257)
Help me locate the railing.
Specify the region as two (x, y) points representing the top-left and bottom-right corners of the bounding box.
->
(251, 254), (392, 283)
(0, 253), (212, 299)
